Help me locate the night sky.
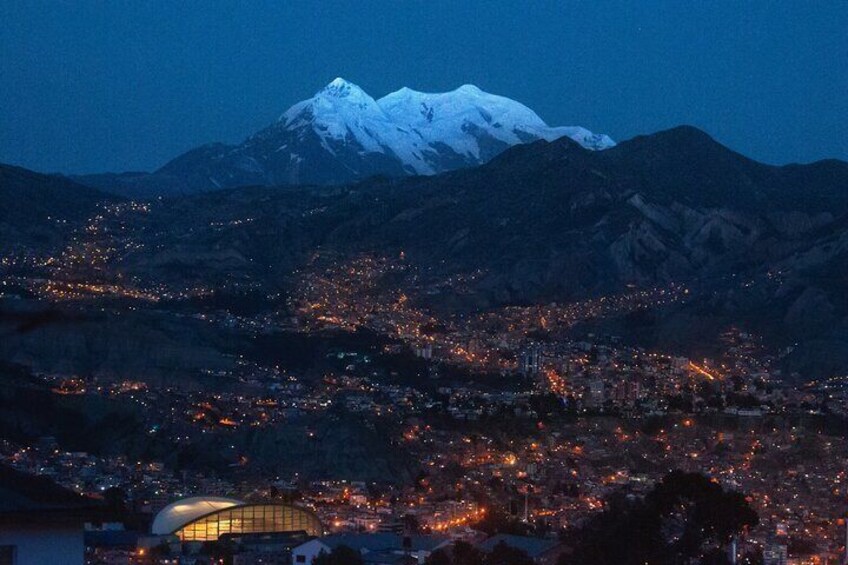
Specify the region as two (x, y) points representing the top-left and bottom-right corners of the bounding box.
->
(1, 1), (846, 174)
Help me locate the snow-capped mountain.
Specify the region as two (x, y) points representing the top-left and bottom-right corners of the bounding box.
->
(98, 78), (614, 195)
(377, 82), (614, 164)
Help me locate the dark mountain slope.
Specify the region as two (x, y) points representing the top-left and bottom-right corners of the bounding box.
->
(597, 125), (848, 212)
(8, 127), (848, 378)
(305, 128), (847, 296)
(0, 163), (111, 248)
(108, 127), (848, 298)
(98, 126), (848, 377)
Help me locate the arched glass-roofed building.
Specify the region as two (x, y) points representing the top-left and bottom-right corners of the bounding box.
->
(152, 496), (323, 541)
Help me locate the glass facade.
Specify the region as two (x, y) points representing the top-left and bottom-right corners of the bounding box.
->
(174, 504), (323, 541)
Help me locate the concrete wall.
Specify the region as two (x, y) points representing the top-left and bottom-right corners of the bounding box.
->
(291, 539), (330, 564)
(0, 526), (84, 565)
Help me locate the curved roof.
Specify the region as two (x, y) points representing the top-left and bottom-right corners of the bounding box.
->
(152, 496), (244, 535)
(172, 502), (324, 541)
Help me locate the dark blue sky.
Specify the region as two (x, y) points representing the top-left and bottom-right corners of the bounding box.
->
(1, 1), (846, 174)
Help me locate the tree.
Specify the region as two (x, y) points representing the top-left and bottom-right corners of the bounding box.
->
(103, 486), (127, 518)
(452, 541), (485, 565)
(476, 507), (533, 536)
(560, 471), (758, 565)
(483, 541), (534, 565)
(427, 541), (486, 565)
(202, 539), (236, 565)
(649, 471), (758, 562)
(529, 393), (565, 421)
(426, 548), (454, 565)
(431, 540), (535, 565)
(150, 540), (173, 558)
(314, 545), (364, 565)
(402, 512), (420, 534)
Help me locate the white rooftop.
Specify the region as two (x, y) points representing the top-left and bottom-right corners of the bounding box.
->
(151, 496), (244, 535)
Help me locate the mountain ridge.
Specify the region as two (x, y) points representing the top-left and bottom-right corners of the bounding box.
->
(4, 125), (848, 378)
(74, 78), (613, 197)
(0, 163), (113, 249)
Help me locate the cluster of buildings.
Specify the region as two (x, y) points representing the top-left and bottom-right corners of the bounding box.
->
(0, 473), (564, 565)
(3, 227), (848, 563)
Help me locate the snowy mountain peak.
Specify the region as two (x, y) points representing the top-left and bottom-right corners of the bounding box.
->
(311, 78), (379, 111)
(377, 84), (549, 130)
(318, 77), (368, 100)
(183, 79), (615, 190)
(455, 84), (483, 94)
(280, 77), (383, 129)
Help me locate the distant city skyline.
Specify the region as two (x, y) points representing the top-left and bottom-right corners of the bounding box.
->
(1, 1), (846, 174)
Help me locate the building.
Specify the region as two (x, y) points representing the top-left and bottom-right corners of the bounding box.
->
(376, 517), (405, 535)
(84, 528), (140, 565)
(763, 542), (787, 565)
(292, 533), (450, 565)
(520, 346), (542, 376)
(224, 532), (314, 565)
(0, 465), (105, 565)
(151, 496), (323, 542)
(586, 378), (605, 408)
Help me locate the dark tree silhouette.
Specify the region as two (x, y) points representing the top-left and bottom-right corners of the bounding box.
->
(426, 548), (454, 565)
(426, 541), (485, 565)
(452, 541), (485, 565)
(314, 545), (364, 565)
(103, 486), (127, 514)
(427, 540), (534, 565)
(483, 541), (534, 565)
(560, 471), (758, 565)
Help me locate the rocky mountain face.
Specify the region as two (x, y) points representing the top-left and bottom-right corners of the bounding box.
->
(74, 78), (613, 197)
